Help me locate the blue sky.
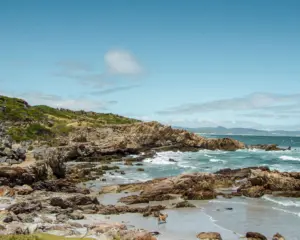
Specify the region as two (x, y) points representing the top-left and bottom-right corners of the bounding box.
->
(1, 0), (300, 130)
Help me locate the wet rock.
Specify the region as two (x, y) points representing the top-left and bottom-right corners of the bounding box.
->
(137, 168), (145, 171)
(241, 186), (265, 198)
(100, 185), (120, 194)
(185, 190), (216, 200)
(197, 232), (222, 239)
(225, 207), (233, 211)
(272, 233), (285, 240)
(175, 200), (196, 208)
(135, 163), (144, 166)
(169, 158), (178, 162)
(246, 232), (267, 240)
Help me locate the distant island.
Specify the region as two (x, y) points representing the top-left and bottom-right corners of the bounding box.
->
(175, 126), (300, 137)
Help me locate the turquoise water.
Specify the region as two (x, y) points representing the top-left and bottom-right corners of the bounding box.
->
(104, 135), (300, 184)
(95, 135), (300, 238)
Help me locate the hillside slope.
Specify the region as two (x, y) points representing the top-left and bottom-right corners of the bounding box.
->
(0, 95), (139, 142)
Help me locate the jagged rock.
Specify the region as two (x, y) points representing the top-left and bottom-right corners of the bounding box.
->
(32, 179), (89, 194)
(246, 232), (267, 240)
(50, 197), (73, 209)
(14, 185), (33, 195)
(66, 195), (99, 205)
(56, 213), (69, 222)
(197, 232), (222, 239)
(17, 213), (36, 223)
(175, 201), (196, 208)
(3, 212), (19, 223)
(272, 233), (285, 240)
(241, 186), (265, 198)
(7, 201), (42, 214)
(69, 211), (84, 220)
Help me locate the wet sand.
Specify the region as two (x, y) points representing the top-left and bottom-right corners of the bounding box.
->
(95, 192), (300, 239)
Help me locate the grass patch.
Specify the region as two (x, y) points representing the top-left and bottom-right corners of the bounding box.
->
(1, 95), (140, 142)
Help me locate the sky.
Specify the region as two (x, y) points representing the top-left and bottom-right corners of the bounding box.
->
(0, 0), (300, 130)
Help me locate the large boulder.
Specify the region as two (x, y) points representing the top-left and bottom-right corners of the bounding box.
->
(246, 232), (267, 240)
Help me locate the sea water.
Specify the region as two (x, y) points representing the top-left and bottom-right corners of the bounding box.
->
(95, 135), (300, 239)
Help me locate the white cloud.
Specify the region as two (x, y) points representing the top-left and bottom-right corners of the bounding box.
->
(1, 91), (116, 111)
(104, 49), (143, 76)
(157, 92), (300, 115)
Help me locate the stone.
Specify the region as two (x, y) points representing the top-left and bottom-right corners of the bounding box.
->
(197, 232), (222, 240)
(50, 197), (73, 209)
(7, 201), (42, 214)
(69, 211), (84, 220)
(246, 232), (267, 240)
(272, 233), (285, 240)
(14, 185), (33, 195)
(137, 168), (145, 171)
(175, 201), (196, 208)
(241, 186), (265, 198)
(56, 213), (69, 222)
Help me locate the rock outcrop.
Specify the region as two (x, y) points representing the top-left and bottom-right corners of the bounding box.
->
(0, 136), (26, 165)
(119, 167), (300, 203)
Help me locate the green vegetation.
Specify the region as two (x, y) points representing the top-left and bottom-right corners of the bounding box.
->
(0, 95), (140, 142)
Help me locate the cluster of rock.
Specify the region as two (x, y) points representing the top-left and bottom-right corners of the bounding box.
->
(117, 166), (300, 204)
(32, 122), (246, 165)
(196, 231), (285, 240)
(0, 136), (26, 165)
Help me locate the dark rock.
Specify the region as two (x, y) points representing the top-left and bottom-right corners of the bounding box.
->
(137, 168), (145, 172)
(3, 212), (19, 223)
(7, 201), (42, 214)
(197, 232), (222, 239)
(50, 197), (73, 209)
(169, 158), (178, 163)
(272, 233), (285, 240)
(241, 186), (265, 198)
(175, 201), (196, 208)
(225, 207), (233, 211)
(246, 232), (267, 240)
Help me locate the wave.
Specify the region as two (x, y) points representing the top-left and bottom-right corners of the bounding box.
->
(209, 158), (226, 163)
(209, 200), (248, 205)
(262, 195), (300, 207)
(143, 151), (183, 165)
(272, 207), (300, 217)
(279, 155), (300, 161)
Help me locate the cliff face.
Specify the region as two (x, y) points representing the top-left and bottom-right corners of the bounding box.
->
(44, 121), (245, 162)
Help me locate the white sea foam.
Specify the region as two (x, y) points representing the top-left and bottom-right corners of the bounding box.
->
(279, 155), (300, 161)
(272, 207), (300, 217)
(209, 200), (248, 205)
(209, 158), (226, 163)
(143, 151), (183, 165)
(263, 195), (300, 207)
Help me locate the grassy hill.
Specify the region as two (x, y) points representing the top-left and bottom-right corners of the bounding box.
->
(0, 95), (140, 142)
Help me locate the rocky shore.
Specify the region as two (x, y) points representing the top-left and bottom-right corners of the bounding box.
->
(0, 96), (295, 239)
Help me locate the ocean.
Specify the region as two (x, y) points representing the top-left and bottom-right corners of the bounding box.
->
(94, 135), (300, 239)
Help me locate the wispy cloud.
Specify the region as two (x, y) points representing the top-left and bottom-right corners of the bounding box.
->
(1, 91), (116, 111)
(157, 92), (300, 115)
(105, 49), (143, 76)
(55, 49), (144, 88)
(90, 85), (139, 95)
